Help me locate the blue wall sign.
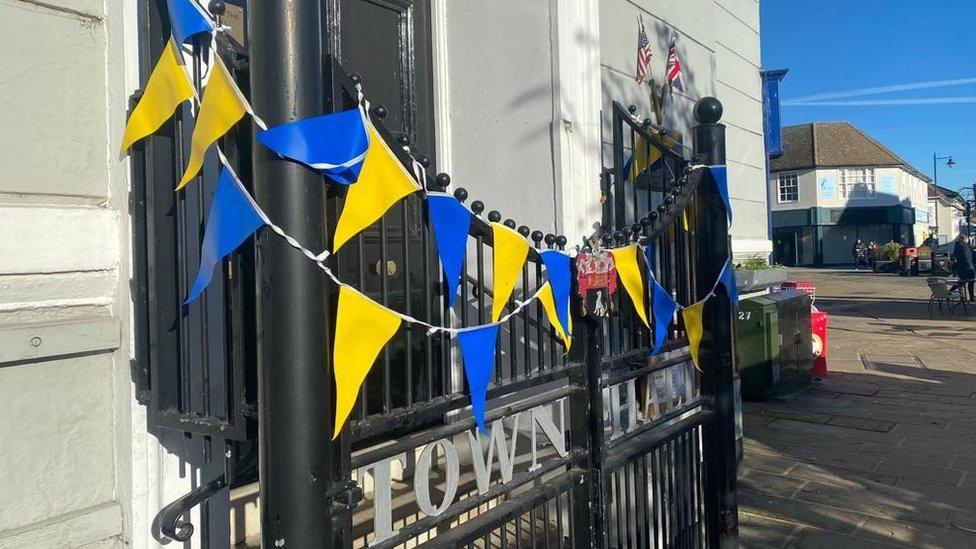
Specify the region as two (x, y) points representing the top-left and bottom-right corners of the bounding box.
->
(879, 176), (897, 195)
(761, 69), (788, 159)
(819, 177), (836, 199)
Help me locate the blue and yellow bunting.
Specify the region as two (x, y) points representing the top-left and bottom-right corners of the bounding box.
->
(490, 224), (530, 322)
(257, 108), (369, 185)
(185, 162), (268, 304)
(682, 301), (706, 372)
(457, 324), (501, 434)
(539, 250), (572, 340)
(717, 259), (739, 309)
(120, 40), (195, 155)
(610, 245), (650, 328)
(708, 165), (731, 225)
(650, 276), (678, 355)
(428, 193), (471, 308)
(166, 0), (214, 45)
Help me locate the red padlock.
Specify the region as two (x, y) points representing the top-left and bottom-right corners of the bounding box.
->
(811, 309), (828, 377)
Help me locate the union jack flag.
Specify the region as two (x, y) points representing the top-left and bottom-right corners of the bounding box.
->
(666, 38), (685, 92)
(636, 15), (653, 84)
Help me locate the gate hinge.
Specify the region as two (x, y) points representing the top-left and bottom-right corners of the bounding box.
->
(327, 480), (364, 517)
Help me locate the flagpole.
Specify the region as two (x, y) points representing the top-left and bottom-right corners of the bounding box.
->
(249, 1), (335, 547)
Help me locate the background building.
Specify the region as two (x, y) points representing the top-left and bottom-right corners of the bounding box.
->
(928, 185), (968, 244)
(769, 122), (931, 266)
(0, 0), (766, 546)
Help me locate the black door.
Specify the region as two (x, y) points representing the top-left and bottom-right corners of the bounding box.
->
(327, 0), (436, 164)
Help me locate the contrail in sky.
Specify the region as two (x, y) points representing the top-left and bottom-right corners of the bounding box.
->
(784, 97), (976, 106)
(785, 76), (976, 104)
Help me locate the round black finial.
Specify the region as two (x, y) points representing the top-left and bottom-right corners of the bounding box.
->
(581, 245), (592, 253)
(601, 231), (613, 246)
(544, 233), (556, 246)
(648, 211), (658, 222)
(664, 195), (675, 206)
(208, 0), (226, 16)
(504, 219), (517, 229)
(640, 217), (650, 228)
(555, 235), (568, 248)
(693, 97), (723, 124)
(471, 201), (485, 215)
(349, 73), (362, 85)
(643, 118), (653, 127)
(417, 153), (431, 168)
(531, 230), (544, 244)
(518, 225), (530, 237)
(372, 104), (387, 119)
(488, 210), (502, 222)
(671, 186), (682, 197)
(657, 204), (668, 214)
(453, 187), (468, 202)
(621, 225), (633, 237)
(397, 134), (410, 146)
(628, 105), (638, 114)
(434, 172), (451, 189)
(631, 223), (642, 236)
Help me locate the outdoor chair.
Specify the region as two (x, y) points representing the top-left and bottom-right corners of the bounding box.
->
(927, 278), (969, 316)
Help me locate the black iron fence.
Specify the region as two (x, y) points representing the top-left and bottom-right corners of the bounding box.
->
(130, 2), (738, 546)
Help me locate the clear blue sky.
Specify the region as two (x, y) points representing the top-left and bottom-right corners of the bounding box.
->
(761, 0), (976, 193)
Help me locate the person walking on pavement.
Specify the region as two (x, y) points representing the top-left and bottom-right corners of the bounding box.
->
(867, 241), (878, 270)
(952, 233), (976, 300)
(852, 239), (867, 270)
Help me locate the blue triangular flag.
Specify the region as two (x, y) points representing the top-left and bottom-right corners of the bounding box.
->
(428, 193), (471, 307)
(650, 276), (678, 355)
(257, 109), (369, 185)
(718, 260), (739, 309)
(457, 324), (500, 434)
(708, 165), (731, 225)
(540, 250), (572, 336)
(623, 155), (634, 181)
(167, 0), (214, 44)
(643, 242), (656, 276)
(185, 164), (268, 304)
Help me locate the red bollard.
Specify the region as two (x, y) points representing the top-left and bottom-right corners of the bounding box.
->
(811, 310), (828, 377)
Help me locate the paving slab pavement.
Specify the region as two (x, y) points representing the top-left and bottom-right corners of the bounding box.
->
(739, 268), (976, 548)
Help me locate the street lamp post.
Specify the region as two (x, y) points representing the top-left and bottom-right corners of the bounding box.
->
(933, 152), (955, 244)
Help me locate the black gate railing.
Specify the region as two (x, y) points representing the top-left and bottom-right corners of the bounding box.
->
(130, 3), (738, 547)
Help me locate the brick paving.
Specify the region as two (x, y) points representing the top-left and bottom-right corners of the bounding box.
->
(739, 268), (976, 548)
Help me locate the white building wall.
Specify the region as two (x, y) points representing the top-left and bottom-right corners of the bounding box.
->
(0, 2), (206, 548)
(598, 0), (770, 261)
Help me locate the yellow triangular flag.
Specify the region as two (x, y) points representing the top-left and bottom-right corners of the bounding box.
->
(609, 245), (650, 328)
(629, 134), (664, 181)
(682, 207), (690, 231)
(333, 122), (422, 251)
(332, 286), (402, 439)
(176, 56), (249, 190)
(490, 223), (530, 322)
(120, 40), (195, 154)
(682, 300), (706, 372)
(538, 282), (571, 350)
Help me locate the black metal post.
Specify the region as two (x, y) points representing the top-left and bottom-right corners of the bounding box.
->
(249, 2), (333, 547)
(691, 97), (739, 548)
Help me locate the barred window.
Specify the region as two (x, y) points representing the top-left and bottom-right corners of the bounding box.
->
(777, 173), (799, 203)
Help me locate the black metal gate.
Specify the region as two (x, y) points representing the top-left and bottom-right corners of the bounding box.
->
(130, 2), (738, 547)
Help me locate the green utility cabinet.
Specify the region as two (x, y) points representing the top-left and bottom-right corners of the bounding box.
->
(736, 290), (813, 399)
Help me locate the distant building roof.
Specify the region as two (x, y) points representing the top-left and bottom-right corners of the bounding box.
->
(770, 122), (931, 182)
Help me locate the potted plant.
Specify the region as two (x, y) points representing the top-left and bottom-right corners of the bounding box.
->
(734, 256), (788, 292)
(873, 241), (901, 273)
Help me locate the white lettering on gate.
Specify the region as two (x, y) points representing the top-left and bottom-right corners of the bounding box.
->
(467, 413), (521, 494)
(358, 452), (406, 546)
(359, 402), (568, 543)
(529, 401), (567, 471)
(414, 438), (459, 517)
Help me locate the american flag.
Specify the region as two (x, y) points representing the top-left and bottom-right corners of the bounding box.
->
(666, 38), (685, 92)
(636, 15), (653, 84)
